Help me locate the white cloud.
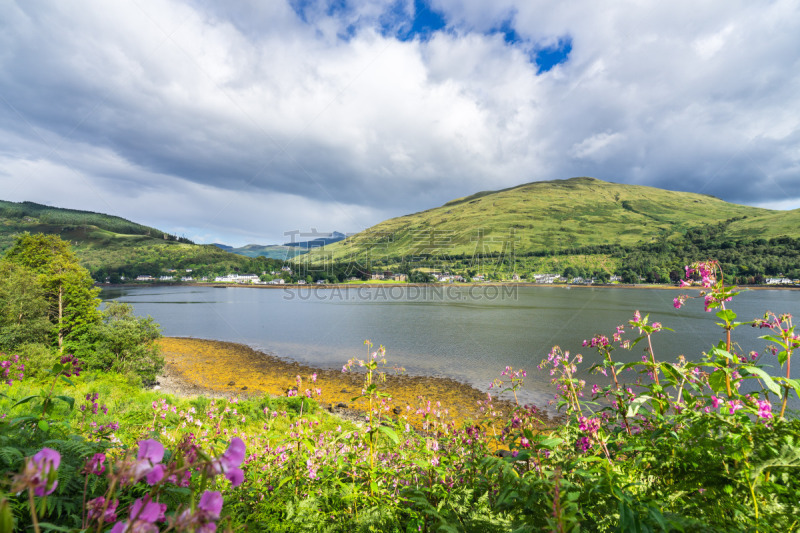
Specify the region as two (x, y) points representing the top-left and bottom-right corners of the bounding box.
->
(0, 0), (798, 243)
(570, 132), (625, 160)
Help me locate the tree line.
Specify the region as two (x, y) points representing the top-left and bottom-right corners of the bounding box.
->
(0, 233), (164, 384)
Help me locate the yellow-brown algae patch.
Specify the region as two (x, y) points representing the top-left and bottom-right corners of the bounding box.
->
(157, 337), (538, 431)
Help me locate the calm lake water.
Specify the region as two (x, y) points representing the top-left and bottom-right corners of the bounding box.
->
(101, 285), (800, 408)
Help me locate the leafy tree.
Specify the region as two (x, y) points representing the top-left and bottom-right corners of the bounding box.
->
(593, 270), (610, 284)
(0, 261), (52, 350)
(88, 301), (163, 385)
(3, 233), (100, 352)
(621, 269), (639, 284)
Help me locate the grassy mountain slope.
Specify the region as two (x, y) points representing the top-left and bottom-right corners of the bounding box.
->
(0, 200), (171, 239)
(305, 177), (793, 263)
(0, 200), (259, 277)
(726, 208), (800, 239)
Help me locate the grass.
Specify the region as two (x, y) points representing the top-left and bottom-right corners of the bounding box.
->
(301, 177), (798, 265)
(0, 204), (261, 277)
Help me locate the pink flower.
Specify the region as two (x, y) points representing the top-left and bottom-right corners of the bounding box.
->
(83, 453), (106, 475)
(16, 448), (61, 496)
(87, 497), (118, 523)
(756, 399), (773, 420)
(198, 490), (223, 518)
(132, 439), (165, 485)
(111, 495), (166, 533)
(213, 437), (246, 486)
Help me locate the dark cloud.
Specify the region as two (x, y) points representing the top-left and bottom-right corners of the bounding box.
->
(0, 0), (798, 245)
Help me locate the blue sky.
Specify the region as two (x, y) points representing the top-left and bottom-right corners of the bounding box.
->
(0, 0), (798, 245)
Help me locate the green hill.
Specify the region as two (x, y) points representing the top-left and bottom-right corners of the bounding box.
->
(305, 177), (796, 262)
(0, 200), (271, 279)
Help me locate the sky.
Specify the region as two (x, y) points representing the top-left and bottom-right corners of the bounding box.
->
(1, 0), (799, 246)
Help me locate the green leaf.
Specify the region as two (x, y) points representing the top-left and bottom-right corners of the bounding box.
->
(53, 395), (75, 410)
(377, 426), (399, 445)
(740, 366), (782, 396)
(660, 363), (683, 385)
(781, 378), (800, 398)
(710, 345), (736, 362)
(38, 420), (49, 431)
(538, 437), (563, 448)
(573, 455), (605, 463)
(59, 376), (74, 386)
(626, 395), (652, 417)
(716, 309), (737, 323)
(708, 370), (729, 393)
(12, 395), (39, 408)
(38, 523), (74, 532)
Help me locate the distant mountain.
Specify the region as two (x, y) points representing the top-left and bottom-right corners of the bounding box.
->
(212, 231), (347, 260)
(283, 230), (347, 249)
(303, 177), (800, 263)
(213, 243), (308, 260)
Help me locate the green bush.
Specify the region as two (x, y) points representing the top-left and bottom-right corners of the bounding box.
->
(13, 342), (56, 379)
(86, 301), (164, 385)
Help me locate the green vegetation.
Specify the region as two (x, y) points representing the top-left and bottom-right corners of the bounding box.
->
(297, 177), (800, 284)
(2, 257), (800, 531)
(304, 177), (786, 261)
(5, 178), (799, 286)
(1, 237), (799, 531)
(0, 201), (285, 282)
(0, 200), (179, 241)
(0, 234), (164, 385)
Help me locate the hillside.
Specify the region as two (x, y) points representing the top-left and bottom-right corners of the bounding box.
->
(0, 200), (270, 279)
(0, 200), (175, 241)
(304, 177), (797, 264)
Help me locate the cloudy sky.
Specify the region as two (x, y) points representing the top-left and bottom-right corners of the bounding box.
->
(1, 0), (799, 246)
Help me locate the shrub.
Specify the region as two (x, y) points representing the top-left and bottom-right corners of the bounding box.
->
(86, 301), (164, 385)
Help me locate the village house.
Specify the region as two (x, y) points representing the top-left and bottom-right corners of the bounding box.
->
(214, 274), (260, 284)
(766, 277), (794, 285)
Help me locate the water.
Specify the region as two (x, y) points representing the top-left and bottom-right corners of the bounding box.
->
(101, 285), (800, 407)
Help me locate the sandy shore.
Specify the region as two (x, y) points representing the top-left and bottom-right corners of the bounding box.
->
(155, 337), (528, 428)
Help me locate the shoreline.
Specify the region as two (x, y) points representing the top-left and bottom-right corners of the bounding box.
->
(104, 281), (800, 291)
(156, 337), (530, 428)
